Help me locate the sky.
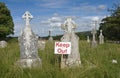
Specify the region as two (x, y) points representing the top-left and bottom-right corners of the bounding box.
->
(0, 0), (119, 37)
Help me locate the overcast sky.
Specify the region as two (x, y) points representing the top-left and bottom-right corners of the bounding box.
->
(0, 0), (119, 37)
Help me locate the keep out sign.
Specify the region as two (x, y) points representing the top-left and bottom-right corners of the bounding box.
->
(54, 42), (71, 54)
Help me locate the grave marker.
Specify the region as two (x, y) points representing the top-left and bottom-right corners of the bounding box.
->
(17, 11), (42, 68)
(99, 30), (104, 44)
(91, 28), (97, 47)
(87, 36), (90, 43)
(38, 40), (46, 50)
(60, 17), (81, 68)
(0, 40), (7, 48)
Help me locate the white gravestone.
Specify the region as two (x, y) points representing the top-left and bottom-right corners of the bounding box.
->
(60, 17), (81, 68)
(91, 28), (97, 47)
(87, 36), (90, 43)
(17, 11), (42, 68)
(91, 17), (98, 47)
(0, 40), (7, 48)
(99, 30), (104, 44)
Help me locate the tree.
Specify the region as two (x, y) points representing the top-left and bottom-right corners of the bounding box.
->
(99, 3), (120, 40)
(0, 2), (14, 39)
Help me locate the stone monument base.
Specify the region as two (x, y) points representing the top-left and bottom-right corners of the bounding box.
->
(60, 33), (81, 69)
(61, 56), (81, 69)
(49, 36), (53, 41)
(17, 58), (42, 68)
(91, 41), (97, 47)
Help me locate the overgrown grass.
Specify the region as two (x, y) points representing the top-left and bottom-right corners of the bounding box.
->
(0, 40), (120, 78)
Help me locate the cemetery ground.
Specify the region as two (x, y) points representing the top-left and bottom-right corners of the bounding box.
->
(0, 39), (120, 78)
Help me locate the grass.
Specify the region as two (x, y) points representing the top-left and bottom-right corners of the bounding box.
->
(0, 39), (120, 78)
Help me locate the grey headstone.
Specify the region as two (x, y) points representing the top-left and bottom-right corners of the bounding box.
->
(87, 36), (90, 43)
(49, 36), (53, 41)
(0, 40), (7, 48)
(99, 30), (104, 44)
(48, 30), (53, 41)
(60, 17), (81, 68)
(17, 11), (42, 68)
(38, 40), (46, 50)
(91, 28), (97, 47)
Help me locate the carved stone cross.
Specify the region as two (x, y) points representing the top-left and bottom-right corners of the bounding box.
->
(91, 28), (96, 42)
(22, 11), (33, 26)
(61, 17), (76, 33)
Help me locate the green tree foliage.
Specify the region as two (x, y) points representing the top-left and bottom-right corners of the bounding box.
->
(99, 4), (120, 40)
(0, 2), (14, 39)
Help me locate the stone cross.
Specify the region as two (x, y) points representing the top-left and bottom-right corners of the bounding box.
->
(99, 30), (104, 44)
(22, 11), (33, 26)
(91, 28), (97, 47)
(91, 28), (96, 42)
(91, 17), (99, 47)
(60, 17), (81, 69)
(17, 11), (41, 68)
(61, 17), (76, 33)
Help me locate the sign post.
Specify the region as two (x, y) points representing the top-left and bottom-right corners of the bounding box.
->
(54, 42), (71, 54)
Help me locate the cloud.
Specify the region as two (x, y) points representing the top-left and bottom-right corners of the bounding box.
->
(41, 13), (62, 27)
(14, 15), (105, 37)
(13, 11), (106, 37)
(92, 16), (99, 21)
(50, 22), (61, 27)
(72, 5), (96, 11)
(98, 5), (107, 10)
(71, 4), (107, 13)
(49, 17), (62, 22)
(75, 15), (106, 31)
(41, 20), (50, 25)
(35, 0), (67, 8)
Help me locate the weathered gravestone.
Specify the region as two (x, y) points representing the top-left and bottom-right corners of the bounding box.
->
(0, 40), (7, 48)
(99, 30), (104, 44)
(60, 17), (81, 68)
(17, 11), (42, 68)
(49, 36), (53, 41)
(87, 36), (90, 43)
(38, 40), (46, 50)
(91, 17), (98, 47)
(91, 28), (97, 47)
(48, 30), (53, 41)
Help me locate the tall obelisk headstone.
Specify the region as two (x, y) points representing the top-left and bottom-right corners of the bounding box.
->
(17, 11), (42, 68)
(60, 17), (81, 69)
(99, 30), (104, 44)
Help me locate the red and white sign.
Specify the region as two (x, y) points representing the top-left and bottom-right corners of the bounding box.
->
(54, 42), (71, 54)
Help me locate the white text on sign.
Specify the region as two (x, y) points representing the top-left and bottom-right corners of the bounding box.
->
(54, 42), (71, 54)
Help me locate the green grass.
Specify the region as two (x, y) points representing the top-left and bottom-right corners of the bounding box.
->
(0, 40), (120, 78)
